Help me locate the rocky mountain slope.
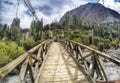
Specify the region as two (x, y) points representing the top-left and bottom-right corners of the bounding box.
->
(60, 3), (120, 23)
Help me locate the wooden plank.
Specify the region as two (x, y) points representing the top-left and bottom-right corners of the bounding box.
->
(69, 40), (120, 66)
(63, 44), (96, 83)
(78, 46), (84, 60)
(29, 54), (42, 63)
(0, 40), (49, 80)
(34, 47), (42, 78)
(91, 56), (95, 77)
(36, 42), (89, 83)
(19, 58), (29, 83)
(28, 62), (34, 83)
(82, 52), (93, 59)
(95, 55), (108, 82)
(84, 60), (89, 72)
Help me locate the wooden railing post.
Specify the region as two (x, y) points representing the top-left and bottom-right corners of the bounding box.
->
(19, 58), (29, 83)
(0, 40), (50, 80)
(62, 39), (120, 83)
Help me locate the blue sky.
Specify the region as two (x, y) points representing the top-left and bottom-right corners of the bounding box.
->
(0, 0), (120, 28)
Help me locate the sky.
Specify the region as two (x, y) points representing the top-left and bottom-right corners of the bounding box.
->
(0, 0), (120, 28)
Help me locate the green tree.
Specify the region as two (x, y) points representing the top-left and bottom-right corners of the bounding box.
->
(97, 42), (104, 51)
(10, 18), (21, 42)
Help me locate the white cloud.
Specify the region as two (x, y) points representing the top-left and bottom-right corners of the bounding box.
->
(99, 0), (120, 13)
(1, 0), (120, 28)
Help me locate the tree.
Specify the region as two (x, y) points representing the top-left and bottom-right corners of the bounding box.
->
(73, 15), (79, 29)
(30, 19), (43, 41)
(97, 42), (104, 51)
(10, 18), (21, 42)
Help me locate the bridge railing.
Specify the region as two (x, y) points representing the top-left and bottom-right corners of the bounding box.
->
(0, 39), (52, 82)
(59, 39), (120, 83)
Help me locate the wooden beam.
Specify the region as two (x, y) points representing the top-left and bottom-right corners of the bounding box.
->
(82, 52), (93, 59)
(35, 47), (42, 78)
(95, 55), (108, 82)
(0, 52), (28, 80)
(19, 58), (29, 83)
(69, 40), (120, 66)
(29, 54), (42, 63)
(0, 40), (49, 80)
(78, 46), (83, 60)
(62, 44), (96, 83)
(91, 56), (95, 77)
(84, 60), (89, 72)
(28, 62), (34, 83)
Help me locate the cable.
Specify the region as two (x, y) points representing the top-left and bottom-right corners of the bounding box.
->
(23, 0), (40, 22)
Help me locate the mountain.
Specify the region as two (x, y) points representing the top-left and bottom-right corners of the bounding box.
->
(60, 3), (120, 24)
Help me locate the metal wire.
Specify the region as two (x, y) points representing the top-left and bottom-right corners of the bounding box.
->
(23, 0), (40, 22)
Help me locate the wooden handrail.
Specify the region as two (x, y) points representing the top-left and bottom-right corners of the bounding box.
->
(69, 40), (120, 66)
(0, 40), (49, 80)
(59, 39), (120, 82)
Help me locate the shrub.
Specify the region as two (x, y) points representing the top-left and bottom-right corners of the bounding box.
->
(23, 39), (35, 50)
(90, 45), (98, 50)
(0, 41), (25, 67)
(97, 42), (104, 51)
(104, 39), (111, 49)
(0, 52), (10, 68)
(73, 38), (82, 43)
(111, 39), (119, 48)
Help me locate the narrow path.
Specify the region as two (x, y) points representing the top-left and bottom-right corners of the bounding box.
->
(38, 42), (89, 83)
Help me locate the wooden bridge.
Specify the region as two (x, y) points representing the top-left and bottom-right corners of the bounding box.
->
(0, 39), (120, 83)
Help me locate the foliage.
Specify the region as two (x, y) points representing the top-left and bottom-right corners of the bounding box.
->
(23, 39), (35, 50)
(73, 38), (82, 43)
(111, 38), (119, 48)
(97, 42), (104, 51)
(31, 20), (43, 41)
(90, 45), (98, 50)
(0, 41), (25, 68)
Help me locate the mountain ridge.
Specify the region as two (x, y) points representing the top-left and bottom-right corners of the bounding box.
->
(60, 3), (120, 24)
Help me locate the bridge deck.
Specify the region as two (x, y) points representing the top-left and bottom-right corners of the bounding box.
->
(37, 42), (89, 83)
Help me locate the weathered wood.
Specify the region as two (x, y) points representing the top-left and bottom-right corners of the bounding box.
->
(34, 47), (42, 78)
(19, 59), (29, 83)
(29, 54), (42, 63)
(84, 60), (89, 72)
(91, 56), (95, 77)
(78, 46), (84, 60)
(34, 46), (51, 83)
(95, 56), (103, 79)
(95, 79), (106, 83)
(95, 55), (108, 82)
(62, 43), (96, 83)
(82, 52), (93, 59)
(59, 40), (120, 83)
(41, 45), (44, 61)
(69, 40), (120, 66)
(28, 62), (34, 83)
(0, 53), (28, 80)
(0, 40), (49, 80)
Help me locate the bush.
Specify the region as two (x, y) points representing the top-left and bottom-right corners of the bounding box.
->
(104, 39), (111, 49)
(73, 38), (82, 43)
(97, 42), (104, 51)
(111, 39), (119, 48)
(23, 39), (35, 50)
(90, 45), (98, 50)
(0, 52), (10, 67)
(0, 41), (25, 67)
